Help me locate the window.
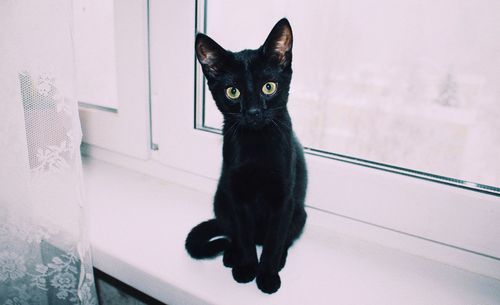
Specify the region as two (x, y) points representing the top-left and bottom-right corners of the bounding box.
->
(145, 0), (500, 262)
(200, 0), (500, 195)
(74, 0), (118, 110)
(68, 0), (500, 266)
(77, 0), (151, 159)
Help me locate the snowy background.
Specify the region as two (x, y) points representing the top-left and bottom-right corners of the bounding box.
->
(202, 0), (500, 188)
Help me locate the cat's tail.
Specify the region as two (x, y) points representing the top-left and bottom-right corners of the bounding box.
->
(185, 219), (229, 259)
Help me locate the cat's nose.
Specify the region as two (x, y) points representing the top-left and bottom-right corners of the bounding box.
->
(247, 107), (262, 118)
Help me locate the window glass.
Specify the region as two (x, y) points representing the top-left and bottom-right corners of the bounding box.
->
(74, 0), (118, 110)
(201, 0), (500, 190)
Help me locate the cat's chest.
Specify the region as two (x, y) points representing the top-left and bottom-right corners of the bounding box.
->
(227, 162), (285, 202)
(227, 132), (290, 163)
(223, 131), (293, 188)
(223, 141), (292, 204)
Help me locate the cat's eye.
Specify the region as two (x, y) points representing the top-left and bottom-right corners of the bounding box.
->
(262, 82), (277, 95)
(225, 87), (240, 100)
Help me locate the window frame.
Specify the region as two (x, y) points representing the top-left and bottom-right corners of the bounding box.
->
(145, 0), (500, 264)
(78, 0), (151, 159)
(76, 0), (500, 280)
(195, 1), (499, 198)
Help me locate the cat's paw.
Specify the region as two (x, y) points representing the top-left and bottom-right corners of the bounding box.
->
(223, 249), (236, 268)
(256, 272), (281, 294)
(232, 263), (257, 283)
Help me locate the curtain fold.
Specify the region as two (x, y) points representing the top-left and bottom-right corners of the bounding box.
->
(0, 0), (98, 304)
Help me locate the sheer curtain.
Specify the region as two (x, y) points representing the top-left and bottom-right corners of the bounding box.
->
(0, 0), (98, 304)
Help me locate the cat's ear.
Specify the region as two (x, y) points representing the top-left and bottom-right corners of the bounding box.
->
(262, 18), (293, 66)
(195, 33), (227, 77)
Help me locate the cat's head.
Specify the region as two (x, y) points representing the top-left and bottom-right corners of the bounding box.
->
(195, 18), (293, 131)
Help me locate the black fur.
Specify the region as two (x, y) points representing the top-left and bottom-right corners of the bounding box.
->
(185, 18), (307, 294)
(185, 219), (229, 259)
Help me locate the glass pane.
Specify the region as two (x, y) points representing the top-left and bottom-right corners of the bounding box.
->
(200, 0), (500, 191)
(74, 0), (118, 110)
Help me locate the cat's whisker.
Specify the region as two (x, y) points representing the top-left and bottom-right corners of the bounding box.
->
(222, 112), (242, 117)
(223, 121), (239, 137)
(267, 106), (285, 111)
(271, 119), (289, 146)
(223, 119), (241, 141)
(230, 121), (241, 139)
(272, 117), (292, 132)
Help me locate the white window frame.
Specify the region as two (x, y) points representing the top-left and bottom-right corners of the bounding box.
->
(78, 0), (151, 159)
(148, 0), (500, 260)
(79, 0), (500, 279)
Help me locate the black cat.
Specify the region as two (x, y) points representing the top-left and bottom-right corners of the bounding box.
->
(185, 18), (307, 294)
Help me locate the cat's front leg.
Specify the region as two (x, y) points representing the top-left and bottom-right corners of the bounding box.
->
(222, 245), (237, 268)
(229, 204), (259, 283)
(214, 186), (258, 281)
(257, 201), (294, 294)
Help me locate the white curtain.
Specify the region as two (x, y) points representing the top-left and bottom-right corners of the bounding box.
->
(0, 0), (98, 304)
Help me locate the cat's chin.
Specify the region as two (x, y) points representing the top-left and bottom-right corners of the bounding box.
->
(241, 120), (267, 131)
(243, 123), (267, 131)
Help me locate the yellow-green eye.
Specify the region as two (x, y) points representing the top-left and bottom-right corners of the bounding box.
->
(262, 82), (277, 95)
(225, 87), (240, 100)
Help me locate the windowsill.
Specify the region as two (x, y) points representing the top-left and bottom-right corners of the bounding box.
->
(83, 156), (500, 305)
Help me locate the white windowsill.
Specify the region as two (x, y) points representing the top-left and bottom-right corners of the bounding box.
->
(83, 156), (500, 305)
